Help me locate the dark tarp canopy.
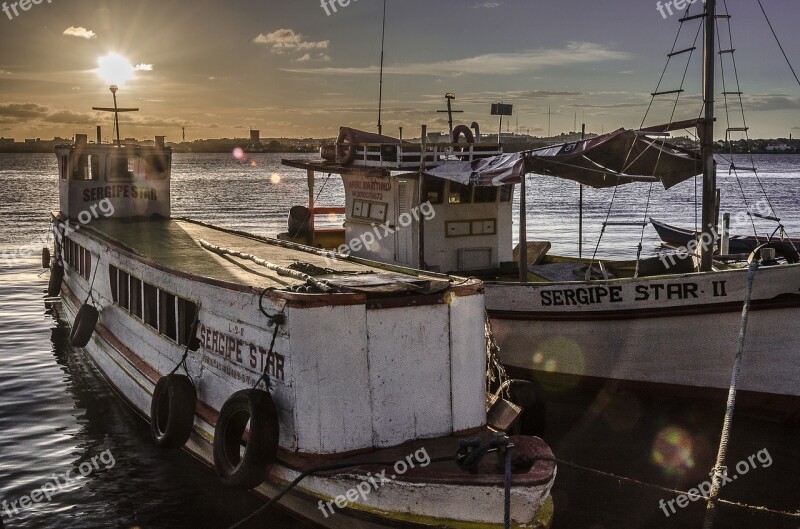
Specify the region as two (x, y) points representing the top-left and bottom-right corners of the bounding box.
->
(425, 128), (702, 189)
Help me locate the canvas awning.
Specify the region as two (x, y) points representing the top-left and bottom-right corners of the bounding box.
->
(424, 152), (525, 186)
(425, 128), (702, 189)
(525, 128), (702, 189)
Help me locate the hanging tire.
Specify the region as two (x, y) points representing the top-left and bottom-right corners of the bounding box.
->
(213, 389), (280, 490)
(47, 264), (64, 297)
(507, 380), (546, 437)
(151, 374), (197, 448)
(42, 247), (51, 269)
(69, 304), (99, 347)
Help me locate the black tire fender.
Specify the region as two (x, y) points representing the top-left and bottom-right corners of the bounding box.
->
(42, 247), (51, 269)
(151, 374), (197, 448)
(213, 389), (280, 490)
(69, 304), (99, 348)
(47, 264), (64, 297)
(452, 124), (475, 144)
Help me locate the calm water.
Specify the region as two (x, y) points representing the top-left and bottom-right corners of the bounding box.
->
(1, 152), (799, 528)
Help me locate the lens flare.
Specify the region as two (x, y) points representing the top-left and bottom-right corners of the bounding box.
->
(270, 173), (282, 185)
(651, 426), (696, 478)
(232, 147), (245, 160)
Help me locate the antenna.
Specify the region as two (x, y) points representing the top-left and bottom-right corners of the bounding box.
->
(92, 85), (139, 147)
(377, 0), (387, 136)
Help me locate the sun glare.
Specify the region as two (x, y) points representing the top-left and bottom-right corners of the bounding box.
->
(97, 53), (135, 87)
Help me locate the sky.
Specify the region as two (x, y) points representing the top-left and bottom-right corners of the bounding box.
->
(0, 0), (798, 141)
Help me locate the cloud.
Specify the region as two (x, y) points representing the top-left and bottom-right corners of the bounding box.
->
(135, 63), (154, 71)
(0, 103), (49, 119)
(296, 54), (311, 63)
(742, 94), (800, 112)
(283, 42), (630, 76)
(471, 1), (503, 7)
(63, 26), (97, 39)
(253, 29), (330, 54)
(0, 69), (11, 75)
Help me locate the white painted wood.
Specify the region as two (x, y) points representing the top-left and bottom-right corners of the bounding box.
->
(366, 305), (452, 447)
(449, 292), (489, 433)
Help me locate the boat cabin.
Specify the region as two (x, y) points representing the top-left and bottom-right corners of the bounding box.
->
(55, 133), (172, 221)
(283, 127), (517, 274)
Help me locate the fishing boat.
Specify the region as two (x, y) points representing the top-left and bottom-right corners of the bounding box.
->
(280, 0), (800, 415)
(45, 119), (557, 528)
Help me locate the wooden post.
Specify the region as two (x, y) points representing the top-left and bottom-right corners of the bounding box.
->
(418, 125), (427, 270)
(579, 123), (586, 258)
(519, 177), (528, 283)
(700, 0), (717, 272)
(307, 169), (315, 246)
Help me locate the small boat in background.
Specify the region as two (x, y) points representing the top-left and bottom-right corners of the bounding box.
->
(651, 217), (800, 256)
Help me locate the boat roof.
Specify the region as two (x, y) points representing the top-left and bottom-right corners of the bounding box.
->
(62, 216), (463, 297)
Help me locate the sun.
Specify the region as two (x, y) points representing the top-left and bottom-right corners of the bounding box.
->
(96, 53), (135, 87)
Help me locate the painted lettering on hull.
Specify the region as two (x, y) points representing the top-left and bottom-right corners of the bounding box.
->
(199, 324), (285, 382)
(540, 281), (726, 307)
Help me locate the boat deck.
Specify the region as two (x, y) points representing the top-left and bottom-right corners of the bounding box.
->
(73, 216), (453, 294)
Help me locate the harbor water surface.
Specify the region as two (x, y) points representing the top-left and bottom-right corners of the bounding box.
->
(1, 152), (799, 528)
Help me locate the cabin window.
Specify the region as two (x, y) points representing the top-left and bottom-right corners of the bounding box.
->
(108, 155), (136, 181)
(425, 177), (445, 205)
(144, 154), (170, 180)
(474, 186), (498, 203)
(177, 298), (198, 346)
(65, 238), (91, 280)
(71, 155), (99, 181)
(118, 271), (130, 310)
(159, 290), (178, 341)
(143, 283), (159, 330)
(352, 200), (388, 222)
(448, 182), (473, 204)
(500, 185), (514, 202)
(130, 277), (143, 319)
(109, 265), (118, 302)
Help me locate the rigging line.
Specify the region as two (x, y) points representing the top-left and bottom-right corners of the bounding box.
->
(589, 183), (620, 267)
(640, 4), (691, 128)
(756, 0), (800, 90)
(725, 0), (780, 221)
(715, 15), (757, 239)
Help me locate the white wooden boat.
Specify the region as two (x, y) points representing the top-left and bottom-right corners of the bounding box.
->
(46, 133), (557, 528)
(279, 1), (800, 415)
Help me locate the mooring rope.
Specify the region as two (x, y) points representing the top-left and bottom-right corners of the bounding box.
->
(702, 257), (760, 529)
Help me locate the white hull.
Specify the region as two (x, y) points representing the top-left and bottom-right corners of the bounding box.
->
(55, 220), (555, 529)
(486, 264), (800, 406)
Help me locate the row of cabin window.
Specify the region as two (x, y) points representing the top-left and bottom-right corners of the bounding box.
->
(61, 153), (170, 182)
(425, 178), (514, 205)
(108, 265), (197, 347)
(63, 238), (91, 280)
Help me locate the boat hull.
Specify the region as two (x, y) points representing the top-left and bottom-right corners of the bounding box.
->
(486, 263), (800, 413)
(53, 218), (555, 529)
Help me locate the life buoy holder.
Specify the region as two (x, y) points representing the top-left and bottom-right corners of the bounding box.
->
(213, 389), (280, 490)
(336, 129), (357, 166)
(47, 264), (64, 297)
(42, 247), (51, 269)
(151, 374), (197, 448)
(69, 304), (99, 348)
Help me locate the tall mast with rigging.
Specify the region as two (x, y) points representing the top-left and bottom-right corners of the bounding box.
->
(700, 0), (717, 272)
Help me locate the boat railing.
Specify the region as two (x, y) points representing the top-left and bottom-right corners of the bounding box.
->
(341, 142), (504, 169)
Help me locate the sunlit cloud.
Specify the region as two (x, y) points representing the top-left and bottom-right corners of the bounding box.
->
(284, 42), (631, 76)
(63, 26), (97, 39)
(253, 28), (330, 54)
(135, 63), (154, 72)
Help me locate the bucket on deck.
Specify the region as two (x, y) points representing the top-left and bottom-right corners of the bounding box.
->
(287, 206), (311, 238)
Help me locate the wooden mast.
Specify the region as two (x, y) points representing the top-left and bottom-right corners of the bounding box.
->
(700, 0), (717, 272)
